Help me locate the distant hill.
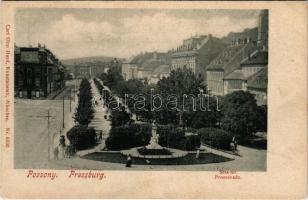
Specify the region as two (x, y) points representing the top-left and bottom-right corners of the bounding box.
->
(61, 56), (123, 66)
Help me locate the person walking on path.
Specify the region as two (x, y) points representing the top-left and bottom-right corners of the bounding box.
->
(126, 155), (132, 167)
(232, 136), (238, 152)
(196, 149), (200, 159)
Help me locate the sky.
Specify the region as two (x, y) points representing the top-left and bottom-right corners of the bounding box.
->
(15, 8), (260, 60)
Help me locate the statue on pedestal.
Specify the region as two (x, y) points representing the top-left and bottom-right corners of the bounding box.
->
(146, 120), (162, 149)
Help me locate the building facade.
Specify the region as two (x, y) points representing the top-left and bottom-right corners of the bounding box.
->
(223, 69), (246, 94)
(148, 64), (171, 84)
(206, 9), (268, 98)
(75, 65), (92, 79)
(221, 51), (268, 107)
(207, 42), (257, 95)
(122, 58), (138, 80)
(73, 58), (121, 78)
(137, 68), (152, 80)
(247, 67), (268, 105)
(14, 44), (65, 99)
(171, 35), (226, 79)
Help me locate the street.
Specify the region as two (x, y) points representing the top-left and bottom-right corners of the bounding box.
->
(14, 99), (72, 168)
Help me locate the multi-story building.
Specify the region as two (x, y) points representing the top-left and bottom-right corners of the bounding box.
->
(223, 49), (268, 95)
(247, 67), (267, 105)
(122, 51), (171, 81)
(73, 58), (121, 78)
(171, 34), (226, 79)
(149, 64), (171, 84)
(207, 41), (258, 95)
(121, 57), (138, 80)
(137, 68), (152, 80)
(223, 69), (246, 94)
(74, 65), (92, 79)
(206, 9), (268, 98)
(14, 44), (65, 99)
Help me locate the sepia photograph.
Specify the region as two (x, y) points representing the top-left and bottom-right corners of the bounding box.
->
(14, 8), (268, 171)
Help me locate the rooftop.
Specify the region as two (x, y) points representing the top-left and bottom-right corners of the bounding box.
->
(152, 64), (170, 75)
(223, 69), (244, 80)
(173, 35), (210, 54)
(247, 67), (268, 90)
(207, 44), (245, 71)
(241, 49), (268, 65)
(208, 42), (258, 75)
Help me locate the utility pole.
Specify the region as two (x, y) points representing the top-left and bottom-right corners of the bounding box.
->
(29, 109), (55, 160)
(62, 96), (65, 129)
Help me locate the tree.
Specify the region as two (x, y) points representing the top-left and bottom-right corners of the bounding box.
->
(74, 79), (94, 126)
(110, 106), (131, 127)
(221, 91), (259, 137)
(102, 67), (123, 90)
(256, 105), (267, 132)
(155, 67), (209, 125)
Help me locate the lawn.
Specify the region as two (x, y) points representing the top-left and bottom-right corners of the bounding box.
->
(81, 152), (233, 165)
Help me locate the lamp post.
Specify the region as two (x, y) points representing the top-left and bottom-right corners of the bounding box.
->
(69, 88), (72, 112)
(62, 96), (65, 129)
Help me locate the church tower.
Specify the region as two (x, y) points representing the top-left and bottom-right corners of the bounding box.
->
(257, 10), (268, 49)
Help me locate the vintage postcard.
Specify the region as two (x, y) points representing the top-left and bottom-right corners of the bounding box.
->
(0, 1), (307, 199)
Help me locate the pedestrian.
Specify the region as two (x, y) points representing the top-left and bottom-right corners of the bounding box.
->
(53, 146), (59, 160)
(59, 135), (66, 147)
(232, 136), (238, 151)
(196, 149), (200, 159)
(99, 130), (103, 140)
(126, 155), (132, 167)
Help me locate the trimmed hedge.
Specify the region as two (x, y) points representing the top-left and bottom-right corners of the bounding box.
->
(67, 125), (97, 150)
(158, 125), (201, 151)
(105, 123), (151, 150)
(105, 123), (201, 151)
(198, 128), (232, 150)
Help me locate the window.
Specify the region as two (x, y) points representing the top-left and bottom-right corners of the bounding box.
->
(35, 78), (40, 87)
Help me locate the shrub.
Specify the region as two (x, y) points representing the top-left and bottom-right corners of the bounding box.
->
(158, 125), (200, 151)
(157, 125), (185, 148)
(198, 128), (232, 150)
(110, 107), (131, 127)
(105, 123), (201, 151)
(184, 134), (201, 151)
(105, 123), (151, 150)
(67, 125), (97, 150)
(237, 136), (267, 149)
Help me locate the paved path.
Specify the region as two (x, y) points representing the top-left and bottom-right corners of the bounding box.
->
(96, 78), (137, 121)
(88, 79), (111, 149)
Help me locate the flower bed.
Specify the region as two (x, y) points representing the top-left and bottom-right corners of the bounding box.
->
(137, 147), (172, 155)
